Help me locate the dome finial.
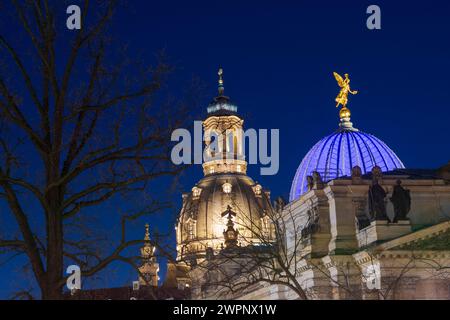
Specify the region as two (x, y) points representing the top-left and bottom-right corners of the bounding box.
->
(339, 106), (351, 119)
(144, 223), (150, 241)
(333, 72), (358, 120)
(333, 72), (359, 130)
(218, 67), (224, 96)
(221, 205), (238, 248)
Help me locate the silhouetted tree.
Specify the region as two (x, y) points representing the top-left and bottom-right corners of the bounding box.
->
(0, 0), (191, 299)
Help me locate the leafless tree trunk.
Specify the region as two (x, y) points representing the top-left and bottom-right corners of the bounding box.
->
(0, 0), (191, 299)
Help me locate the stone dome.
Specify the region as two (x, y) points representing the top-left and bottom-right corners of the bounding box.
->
(289, 118), (405, 201)
(176, 173), (272, 260)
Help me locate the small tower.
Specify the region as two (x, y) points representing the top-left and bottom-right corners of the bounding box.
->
(175, 67), (273, 265)
(138, 224), (159, 286)
(203, 68), (247, 175)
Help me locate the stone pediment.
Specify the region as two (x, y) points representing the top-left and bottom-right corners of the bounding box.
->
(374, 221), (450, 252)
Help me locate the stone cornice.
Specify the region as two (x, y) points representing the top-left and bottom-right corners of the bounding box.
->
(377, 250), (450, 259)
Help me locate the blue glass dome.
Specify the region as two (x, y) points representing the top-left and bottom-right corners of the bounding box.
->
(289, 120), (405, 201)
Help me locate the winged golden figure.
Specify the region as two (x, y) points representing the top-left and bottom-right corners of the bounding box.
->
(333, 72), (358, 108)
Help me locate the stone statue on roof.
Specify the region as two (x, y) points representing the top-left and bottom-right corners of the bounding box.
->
(390, 179), (411, 222)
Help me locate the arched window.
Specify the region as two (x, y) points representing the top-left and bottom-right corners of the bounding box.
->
(185, 218), (197, 240)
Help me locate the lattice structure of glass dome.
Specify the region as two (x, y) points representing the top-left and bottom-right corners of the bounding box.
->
(289, 111), (405, 201)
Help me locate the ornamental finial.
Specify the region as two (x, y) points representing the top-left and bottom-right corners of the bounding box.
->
(221, 205), (238, 248)
(333, 72), (358, 119)
(218, 67), (224, 96)
(144, 223), (150, 241)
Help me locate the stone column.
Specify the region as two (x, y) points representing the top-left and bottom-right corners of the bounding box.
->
(298, 257), (337, 299)
(354, 251), (382, 300)
(325, 186), (359, 254)
(305, 190), (332, 258)
(321, 255), (362, 299)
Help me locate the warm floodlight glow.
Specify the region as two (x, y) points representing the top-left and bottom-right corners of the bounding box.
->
(222, 182), (232, 194)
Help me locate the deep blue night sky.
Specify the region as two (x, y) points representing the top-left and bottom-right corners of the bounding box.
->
(1, 0), (450, 298)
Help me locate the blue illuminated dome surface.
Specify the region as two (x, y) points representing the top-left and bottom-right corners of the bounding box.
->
(289, 120), (405, 201)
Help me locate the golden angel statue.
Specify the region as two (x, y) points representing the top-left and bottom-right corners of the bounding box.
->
(333, 72), (358, 108)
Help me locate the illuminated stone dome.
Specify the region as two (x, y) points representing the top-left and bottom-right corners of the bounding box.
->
(176, 174), (272, 260)
(176, 68), (273, 262)
(289, 112), (405, 201)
